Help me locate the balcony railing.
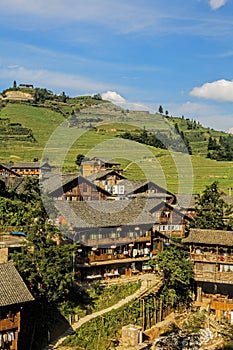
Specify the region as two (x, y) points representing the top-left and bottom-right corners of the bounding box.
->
(194, 271), (233, 284)
(191, 252), (233, 264)
(0, 316), (19, 331)
(88, 252), (154, 263)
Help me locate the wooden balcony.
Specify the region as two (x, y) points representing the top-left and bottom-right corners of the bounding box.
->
(88, 253), (152, 264)
(194, 271), (233, 285)
(0, 316), (19, 331)
(85, 237), (137, 246)
(191, 252), (233, 264)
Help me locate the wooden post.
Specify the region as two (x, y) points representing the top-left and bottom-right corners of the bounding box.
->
(154, 298), (157, 325)
(159, 299), (163, 322)
(142, 299), (145, 331)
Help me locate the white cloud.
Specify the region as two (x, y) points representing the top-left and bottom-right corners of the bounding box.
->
(101, 91), (154, 112)
(227, 127), (233, 134)
(190, 79), (233, 102)
(209, 0), (227, 10)
(0, 66), (117, 95)
(101, 91), (125, 103)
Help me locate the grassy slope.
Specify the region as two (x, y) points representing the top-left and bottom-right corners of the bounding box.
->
(0, 103), (64, 161)
(0, 102), (232, 194)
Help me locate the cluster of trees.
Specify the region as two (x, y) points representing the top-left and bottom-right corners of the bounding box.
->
(173, 123), (192, 154)
(0, 178), (82, 308)
(0, 177), (47, 228)
(120, 129), (166, 149)
(151, 246), (194, 309)
(120, 127), (192, 154)
(33, 88), (68, 103)
(207, 135), (233, 161)
(190, 181), (233, 230)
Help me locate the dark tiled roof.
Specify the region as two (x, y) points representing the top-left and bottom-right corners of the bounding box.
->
(90, 157), (120, 165)
(118, 179), (147, 195)
(222, 195), (233, 206)
(4, 177), (26, 194)
(86, 169), (125, 182)
(175, 194), (197, 209)
(42, 173), (111, 197)
(149, 200), (193, 221)
(55, 197), (155, 229)
(0, 164), (20, 176)
(182, 228), (233, 246)
(41, 172), (78, 194)
(0, 261), (34, 307)
(10, 161), (50, 169)
(118, 179), (175, 198)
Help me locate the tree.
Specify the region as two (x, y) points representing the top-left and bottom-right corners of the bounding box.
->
(12, 224), (78, 303)
(93, 93), (102, 100)
(75, 154), (85, 166)
(13, 80), (17, 89)
(158, 105), (164, 114)
(190, 181), (226, 230)
(60, 91), (68, 103)
(151, 245), (194, 308)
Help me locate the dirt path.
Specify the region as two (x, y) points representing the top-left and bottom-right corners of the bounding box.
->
(43, 274), (163, 349)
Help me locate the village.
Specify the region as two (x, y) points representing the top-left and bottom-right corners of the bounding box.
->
(0, 156), (233, 350)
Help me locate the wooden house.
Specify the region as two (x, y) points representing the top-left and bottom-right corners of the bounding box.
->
(118, 179), (176, 203)
(0, 164), (19, 178)
(47, 174), (111, 201)
(10, 161), (51, 177)
(0, 261), (34, 350)
(54, 198), (171, 279)
(81, 157), (121, 177)
(87, 169), (126, 193)
(149, 201), (193, 238)
(183, 228), (233, 323)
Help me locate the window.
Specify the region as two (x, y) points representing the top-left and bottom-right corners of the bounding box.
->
(127, 232), (134, 237)
(82, 184), (87, 192)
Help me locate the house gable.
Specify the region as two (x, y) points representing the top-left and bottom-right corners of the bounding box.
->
(49, 174), (111, 200)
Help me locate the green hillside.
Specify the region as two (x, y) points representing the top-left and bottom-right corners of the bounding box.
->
(0, 95), (232, 194)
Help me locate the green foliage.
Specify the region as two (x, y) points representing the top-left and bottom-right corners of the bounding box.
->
(1, 99), (233, 193)
(190, 181), (228, 230)
(120, 128), (191, 154)
(151, 245), (194, 308)
(158, 105), (164, 114)
(75, 153), (85, 166)
(0, 177), (49, 229)
(0, 117), (35, 142)
(12, 224), (78, 303)
(120, 129), (166, 149)
(88, 282), (140, 313)
(33, 88), (69, 104)
(208, 134), (233, 161)
(93, 93), (102, 100)
(181, 309), (207, 335)
(63, 299), (142, 350)
(223, 342), (233, 350)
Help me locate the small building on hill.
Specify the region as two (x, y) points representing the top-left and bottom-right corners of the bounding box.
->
(81, 157), (121, 177)
(0, 261), (34, 350)
(10, 161), (51, 177)
(0, 164), (20, 178)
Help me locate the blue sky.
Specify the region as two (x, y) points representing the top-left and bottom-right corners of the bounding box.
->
(1, 0), (233, 131)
